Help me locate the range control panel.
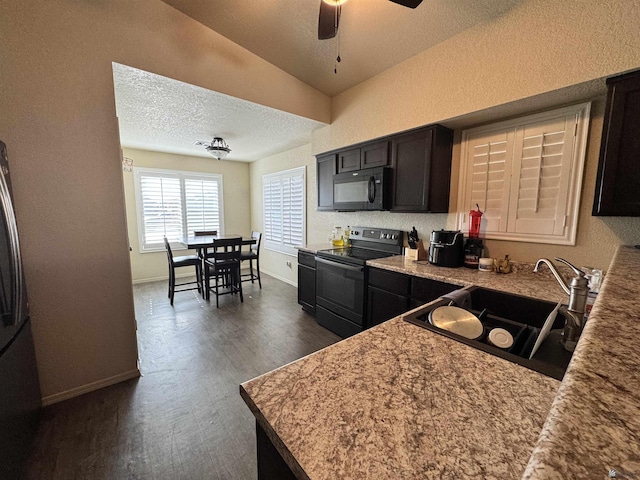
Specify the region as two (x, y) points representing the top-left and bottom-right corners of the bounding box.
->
(350, 227), (403, 246)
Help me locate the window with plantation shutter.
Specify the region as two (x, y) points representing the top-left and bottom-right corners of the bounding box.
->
(134, 168), (224, 252)
(263, 167), (306, 256)
(457, 103), (590, 245)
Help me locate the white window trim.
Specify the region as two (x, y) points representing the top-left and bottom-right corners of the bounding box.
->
(133, 167), (224, 253)
(262, 166), (306, 257)
(456, 102), (591, 245)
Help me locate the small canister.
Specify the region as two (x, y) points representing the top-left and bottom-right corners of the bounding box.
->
(478, 258), (493, 272)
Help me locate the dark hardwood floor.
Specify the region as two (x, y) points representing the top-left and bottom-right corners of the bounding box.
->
(23, 274), (339, 480)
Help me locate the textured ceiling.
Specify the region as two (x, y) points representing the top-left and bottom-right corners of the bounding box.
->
(112, 63), (326, 162)
(160, 0), (523, 97)
(113, 1), (523, 162)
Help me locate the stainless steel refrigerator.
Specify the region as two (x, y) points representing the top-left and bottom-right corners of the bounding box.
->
(0, 140), (41, 478)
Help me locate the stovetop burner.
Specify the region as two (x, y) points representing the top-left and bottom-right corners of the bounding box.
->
(317, 247), (395, 263)
(316, 226), (404, 265)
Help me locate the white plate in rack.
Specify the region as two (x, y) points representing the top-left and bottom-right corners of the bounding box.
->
(529, 302), (562, 360)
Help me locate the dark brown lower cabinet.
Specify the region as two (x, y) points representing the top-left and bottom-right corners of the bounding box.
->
(297, 251), (316, 314)
(367, 267), (460, 326)
(256, 421), (298, 480)
(367, 268), (410, 327)
(410, 276), (461, 309)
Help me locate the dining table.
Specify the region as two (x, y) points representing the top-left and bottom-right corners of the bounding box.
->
(178, 234), (257, 299)
(178, 233), (256, 251)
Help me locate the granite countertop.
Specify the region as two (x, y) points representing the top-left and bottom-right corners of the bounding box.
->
(241, 245), (640, 479)
(241, 317), (559, 479)
(523, 246), (640, 478)
(367, 255), (570, 304)
(297, 243), (334, 254)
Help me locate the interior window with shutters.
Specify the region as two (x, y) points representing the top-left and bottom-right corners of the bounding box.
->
(457, 103), (590, 245)
(263, 167), (306, 256)
(134, 168), (224, 252)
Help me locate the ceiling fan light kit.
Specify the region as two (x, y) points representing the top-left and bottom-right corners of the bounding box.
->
(194, 137), (231, 160)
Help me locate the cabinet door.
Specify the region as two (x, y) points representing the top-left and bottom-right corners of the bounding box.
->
(411, 277), (459, 304)
(298, 264), (316, 314)
(316, 154), (336, 211)
(367, 286), (410, 328)
(593, 70), (640, 216)
(390, 126), (453, 212)
(361, 141), (389, 169)
(337, 148), (361, 173)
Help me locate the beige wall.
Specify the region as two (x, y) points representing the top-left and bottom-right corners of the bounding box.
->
(122, 148), (251, 283)
(308, 0), (640, 270)
(0, 0), (329, 402)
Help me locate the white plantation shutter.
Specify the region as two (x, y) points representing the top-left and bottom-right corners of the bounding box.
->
(457, 103), (590, 245)
(263, 167), (306, 255)
(461, 130), (513, 234)
(138, 172), (183, 246)
(134, 168), (224, 251)
(509, 115), (576, 236)
(184, 176), (222, 235)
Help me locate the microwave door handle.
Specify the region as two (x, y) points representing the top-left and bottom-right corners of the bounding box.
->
(367, 176), (375, 203)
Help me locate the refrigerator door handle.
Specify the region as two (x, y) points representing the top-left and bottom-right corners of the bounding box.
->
(0, 163), (23, 327)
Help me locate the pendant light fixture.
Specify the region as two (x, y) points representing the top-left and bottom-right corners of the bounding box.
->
(194, 137), (232, 160)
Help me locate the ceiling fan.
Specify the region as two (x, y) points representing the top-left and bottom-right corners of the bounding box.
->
(318, 0), (423, 40)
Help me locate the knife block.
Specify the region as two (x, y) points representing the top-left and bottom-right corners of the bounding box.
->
(405, 240), (428, 261)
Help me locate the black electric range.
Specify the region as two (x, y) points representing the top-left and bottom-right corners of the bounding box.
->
(315, 227), (403, 338)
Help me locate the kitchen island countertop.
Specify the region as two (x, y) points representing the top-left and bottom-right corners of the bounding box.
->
(241, 245), (640, 479)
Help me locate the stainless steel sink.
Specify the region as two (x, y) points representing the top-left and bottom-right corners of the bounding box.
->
(402, 286), (573, 380)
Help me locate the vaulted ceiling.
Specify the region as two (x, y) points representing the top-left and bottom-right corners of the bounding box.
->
(161, 0), (522, 96)
(116, 1), (523, 160)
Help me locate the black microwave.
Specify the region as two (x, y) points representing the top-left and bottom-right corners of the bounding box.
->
(333, 167), (391, 211)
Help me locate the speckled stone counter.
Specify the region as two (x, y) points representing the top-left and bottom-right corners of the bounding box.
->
(241, 318), (559, 479)
(522, 246), (640, 479)
(297, 244), (334, 254)
(242, 245), (640, 479)
(368, 255), (569, 304)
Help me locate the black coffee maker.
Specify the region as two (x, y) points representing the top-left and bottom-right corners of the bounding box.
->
(428, 230), (464, 267)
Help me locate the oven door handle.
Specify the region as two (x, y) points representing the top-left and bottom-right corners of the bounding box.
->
(316, 257), (364, 272)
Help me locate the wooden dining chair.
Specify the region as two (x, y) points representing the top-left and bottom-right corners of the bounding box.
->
(203, 237), (243, 307)
(163, 236), (201, 305)
(240, 231), (262, 288)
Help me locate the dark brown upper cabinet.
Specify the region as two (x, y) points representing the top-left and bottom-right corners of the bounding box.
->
(593, 69), (640, 216)
(390, 125), (453, 213)
(337, 141), (389, 173)
(316, 124), (452, 212)
(316, 153), (336, 211)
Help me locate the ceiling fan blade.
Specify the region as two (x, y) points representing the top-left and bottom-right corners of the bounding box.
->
(318, 1), (339, 40)
(388, 0), (423, 8)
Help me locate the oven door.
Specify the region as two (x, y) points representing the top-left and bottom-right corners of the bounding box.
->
(315, 256), (365, 325)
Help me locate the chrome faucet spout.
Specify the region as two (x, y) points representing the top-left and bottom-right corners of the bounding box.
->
(534, 257), (590, 352)
(534, 258), (571, 295)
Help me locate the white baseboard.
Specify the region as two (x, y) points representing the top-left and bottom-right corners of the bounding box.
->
(132, 273), (193, 284)
(133, 270), (297, 287)
(260, 269), (296, 287)
(41, 368), (141, 406)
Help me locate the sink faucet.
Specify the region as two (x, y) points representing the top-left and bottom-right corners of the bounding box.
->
(534, 258), (589, 352)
